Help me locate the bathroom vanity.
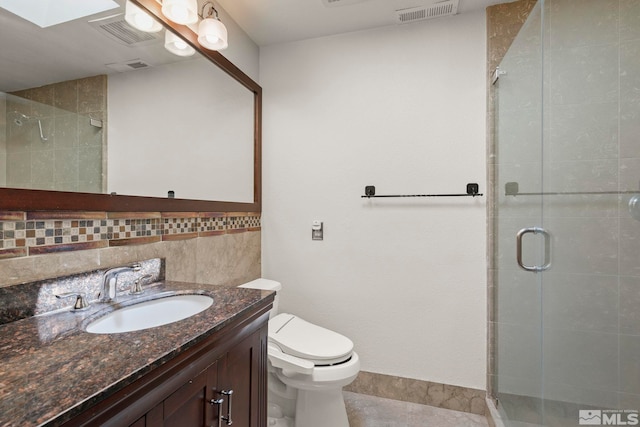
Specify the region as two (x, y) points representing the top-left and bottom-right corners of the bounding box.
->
(0, 281), (274, 427)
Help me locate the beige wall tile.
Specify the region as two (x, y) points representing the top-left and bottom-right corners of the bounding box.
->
(543, 273), (619, 333)
(620, 276), (640, 336)
(543, 329), (618, 393)
(0, 230), (261, 293)
(621, 0), (640, 42)
(345, 371), (487, 416)
(548, 0), (619, 49)
(161, 239), (199, 283)
(195, 231), (261, 287)
(547, 43), (619, 106)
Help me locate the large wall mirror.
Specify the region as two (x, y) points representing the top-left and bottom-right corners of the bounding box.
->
(0, 0), (261, 212)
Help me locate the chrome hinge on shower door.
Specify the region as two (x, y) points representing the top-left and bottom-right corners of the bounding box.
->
(516, 227), (552, 272)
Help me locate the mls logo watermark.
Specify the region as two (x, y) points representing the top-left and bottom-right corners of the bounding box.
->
(579, 410), (639, 425)
(580, 411), (603, 425)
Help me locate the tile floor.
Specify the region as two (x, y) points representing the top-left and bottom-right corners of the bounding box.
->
(344, 391), (490, 427)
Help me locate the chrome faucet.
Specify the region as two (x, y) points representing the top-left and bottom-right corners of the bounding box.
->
(100, 263), (141, 302)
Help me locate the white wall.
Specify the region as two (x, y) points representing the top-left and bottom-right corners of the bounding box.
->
(206, 1), (260, 82)
(260, 11), (487, 390)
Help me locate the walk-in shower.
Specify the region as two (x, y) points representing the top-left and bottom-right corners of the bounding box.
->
(490, 1), (640, 426)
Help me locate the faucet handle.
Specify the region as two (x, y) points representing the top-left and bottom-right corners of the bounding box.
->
(131, 274), (153, 295)
(56, 292), (90, 311)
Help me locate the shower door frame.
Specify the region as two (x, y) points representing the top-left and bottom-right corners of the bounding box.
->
(489, 1), (546, 423)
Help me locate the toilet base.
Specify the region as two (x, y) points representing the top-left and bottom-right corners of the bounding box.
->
(294, 388), (349, 427)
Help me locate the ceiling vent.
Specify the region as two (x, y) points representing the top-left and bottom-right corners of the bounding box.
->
(105, 59), (153, 73)
(89, 14), (163, 46)
(396, 0), (459, 24)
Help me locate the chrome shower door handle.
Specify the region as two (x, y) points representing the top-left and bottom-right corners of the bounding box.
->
(516, 227), (551, 272)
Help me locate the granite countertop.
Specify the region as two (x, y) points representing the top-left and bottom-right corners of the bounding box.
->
(0, 281), (274, 427)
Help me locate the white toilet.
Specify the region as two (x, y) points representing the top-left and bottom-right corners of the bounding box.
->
(239, 278), (360, 427)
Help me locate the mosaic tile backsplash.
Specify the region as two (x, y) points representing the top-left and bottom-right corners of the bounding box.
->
(0, 211), (260, 259)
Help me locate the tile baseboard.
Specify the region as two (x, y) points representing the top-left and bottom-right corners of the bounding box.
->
(344, 370), (488, 416)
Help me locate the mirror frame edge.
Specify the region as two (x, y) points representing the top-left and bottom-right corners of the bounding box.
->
(0, 0), (262, 213)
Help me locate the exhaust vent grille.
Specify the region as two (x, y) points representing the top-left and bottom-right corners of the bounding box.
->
(105, 59), (153, 73)
(89, 15), (163, 46)
(124, 60), (150, 69)
(100, 20), (157, 44)
(396, 0), (459, 24)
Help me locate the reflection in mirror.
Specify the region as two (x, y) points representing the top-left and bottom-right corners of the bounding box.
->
(1, 81), (106, 193)
(0, 0), (256, 204)
(108, 54), (254, 202)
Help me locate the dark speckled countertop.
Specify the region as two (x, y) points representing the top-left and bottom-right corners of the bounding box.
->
(0, 281), (274, 427)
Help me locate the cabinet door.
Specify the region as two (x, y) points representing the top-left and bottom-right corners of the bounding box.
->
(128, 328), (266, 427)
(215, 329), (263, 427)
(163, 365), (215, 427)
(130, 364), (218, 427)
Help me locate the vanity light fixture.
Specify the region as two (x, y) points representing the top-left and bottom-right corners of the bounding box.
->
(164, 30), (196, 56)
(124, 0), (162, 32)
(197, 2), (228, 51)
(161, 0), (198, 25)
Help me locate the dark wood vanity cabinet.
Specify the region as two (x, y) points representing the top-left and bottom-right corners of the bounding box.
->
(62, 302), (270, 427)
(131, 329), (261, 427)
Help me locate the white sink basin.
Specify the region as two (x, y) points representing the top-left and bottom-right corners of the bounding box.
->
(86, 294), (213, 334)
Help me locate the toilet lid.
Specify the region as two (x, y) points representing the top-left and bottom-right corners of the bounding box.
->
(269, 313), (354, 365)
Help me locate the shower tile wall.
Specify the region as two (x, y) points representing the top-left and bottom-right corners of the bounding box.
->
(618, 0), (640, 410)
(490, 0), (640, 420)
(546, 0), (639, 409)
(6, 75), (106, 193)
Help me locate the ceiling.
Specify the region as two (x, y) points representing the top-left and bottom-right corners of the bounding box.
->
(0, 0), (513, 92)
(0, 0), (181, 91)
(216, 0), (513, 46)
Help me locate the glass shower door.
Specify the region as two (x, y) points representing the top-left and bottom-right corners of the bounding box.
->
(494, 0), (640, 425)
(539, 0), (637, 424)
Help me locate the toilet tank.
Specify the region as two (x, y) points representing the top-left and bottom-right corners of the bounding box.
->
(238, 278), (281, 317)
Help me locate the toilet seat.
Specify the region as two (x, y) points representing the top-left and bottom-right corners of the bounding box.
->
(269, 313), (353, 366)
(273, 351), (360, 390)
